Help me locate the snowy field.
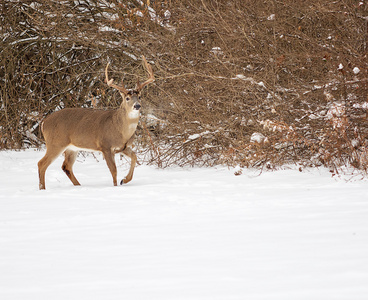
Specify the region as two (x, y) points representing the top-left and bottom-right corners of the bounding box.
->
(1, 149), (368, 300)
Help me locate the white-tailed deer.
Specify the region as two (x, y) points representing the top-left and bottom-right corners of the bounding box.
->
(38, 56), (154, 190)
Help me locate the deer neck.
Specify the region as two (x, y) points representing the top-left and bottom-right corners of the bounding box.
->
(115, 107), (139, 138)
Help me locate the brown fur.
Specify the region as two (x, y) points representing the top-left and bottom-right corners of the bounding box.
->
(38, 57), (153, 190)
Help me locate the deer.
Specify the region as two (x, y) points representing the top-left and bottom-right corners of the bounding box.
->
(37, 56), (154, 190)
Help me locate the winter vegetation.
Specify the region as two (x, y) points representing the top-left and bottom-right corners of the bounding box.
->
(1, 0), (367, 172)
(1, 2), (368, 299)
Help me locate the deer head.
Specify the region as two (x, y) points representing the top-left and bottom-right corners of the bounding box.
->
(105, 55), (154, 115)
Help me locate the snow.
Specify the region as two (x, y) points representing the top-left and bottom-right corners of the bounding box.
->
(210, 47), (224, 56)
(353, 67), (360, 75)
(327, 102), (345, 118)
(164, 10), (171, 19)
(257, 81), (265, 88)
(186, 131), (217, 142)
(353, 102), (368, 109)
(1, 149), (368, 300)
(98, 25), (121, 33)
(250, 132), (266, 143)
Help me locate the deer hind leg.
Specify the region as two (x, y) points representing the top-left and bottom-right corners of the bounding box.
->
(120, 147), (137, 185)
(62, 150), (81, 186)
(102, 149), (117, 186)
(38, 147), (64, 190)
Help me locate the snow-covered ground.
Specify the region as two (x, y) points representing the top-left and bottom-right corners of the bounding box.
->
(1, 149), (368, 300)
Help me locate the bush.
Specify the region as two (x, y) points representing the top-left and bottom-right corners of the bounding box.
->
(1, 0), (367, 172)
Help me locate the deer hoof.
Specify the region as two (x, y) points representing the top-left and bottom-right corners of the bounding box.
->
(120, 177), (131, 185)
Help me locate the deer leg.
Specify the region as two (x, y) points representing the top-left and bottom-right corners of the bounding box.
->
(62, 150), (81, 186)
(38, 148), (64, 190)
(120, 147), (137, 185)
(102, 149), (117, 186)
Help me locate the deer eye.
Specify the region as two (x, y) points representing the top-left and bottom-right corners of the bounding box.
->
(126, 97), (130, 101)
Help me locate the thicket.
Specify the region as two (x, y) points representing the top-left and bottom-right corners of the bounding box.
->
(1, 0), (367, 173)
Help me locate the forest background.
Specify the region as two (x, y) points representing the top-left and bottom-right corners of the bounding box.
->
(1, 0), (367, 173)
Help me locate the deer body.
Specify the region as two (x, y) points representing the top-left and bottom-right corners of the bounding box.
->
(42, 107), (138, 152)
(38, 56), (154, 190)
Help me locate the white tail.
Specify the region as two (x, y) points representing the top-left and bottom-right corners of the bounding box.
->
(38, 56), (154, 190)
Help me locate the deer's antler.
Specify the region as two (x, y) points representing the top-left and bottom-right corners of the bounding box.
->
(105, 62), (129, 95)
(136, 55), (155, 92)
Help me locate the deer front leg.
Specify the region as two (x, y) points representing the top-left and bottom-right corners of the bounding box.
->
(120, 147), (137, 185)
(102, 149), (118, 186)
